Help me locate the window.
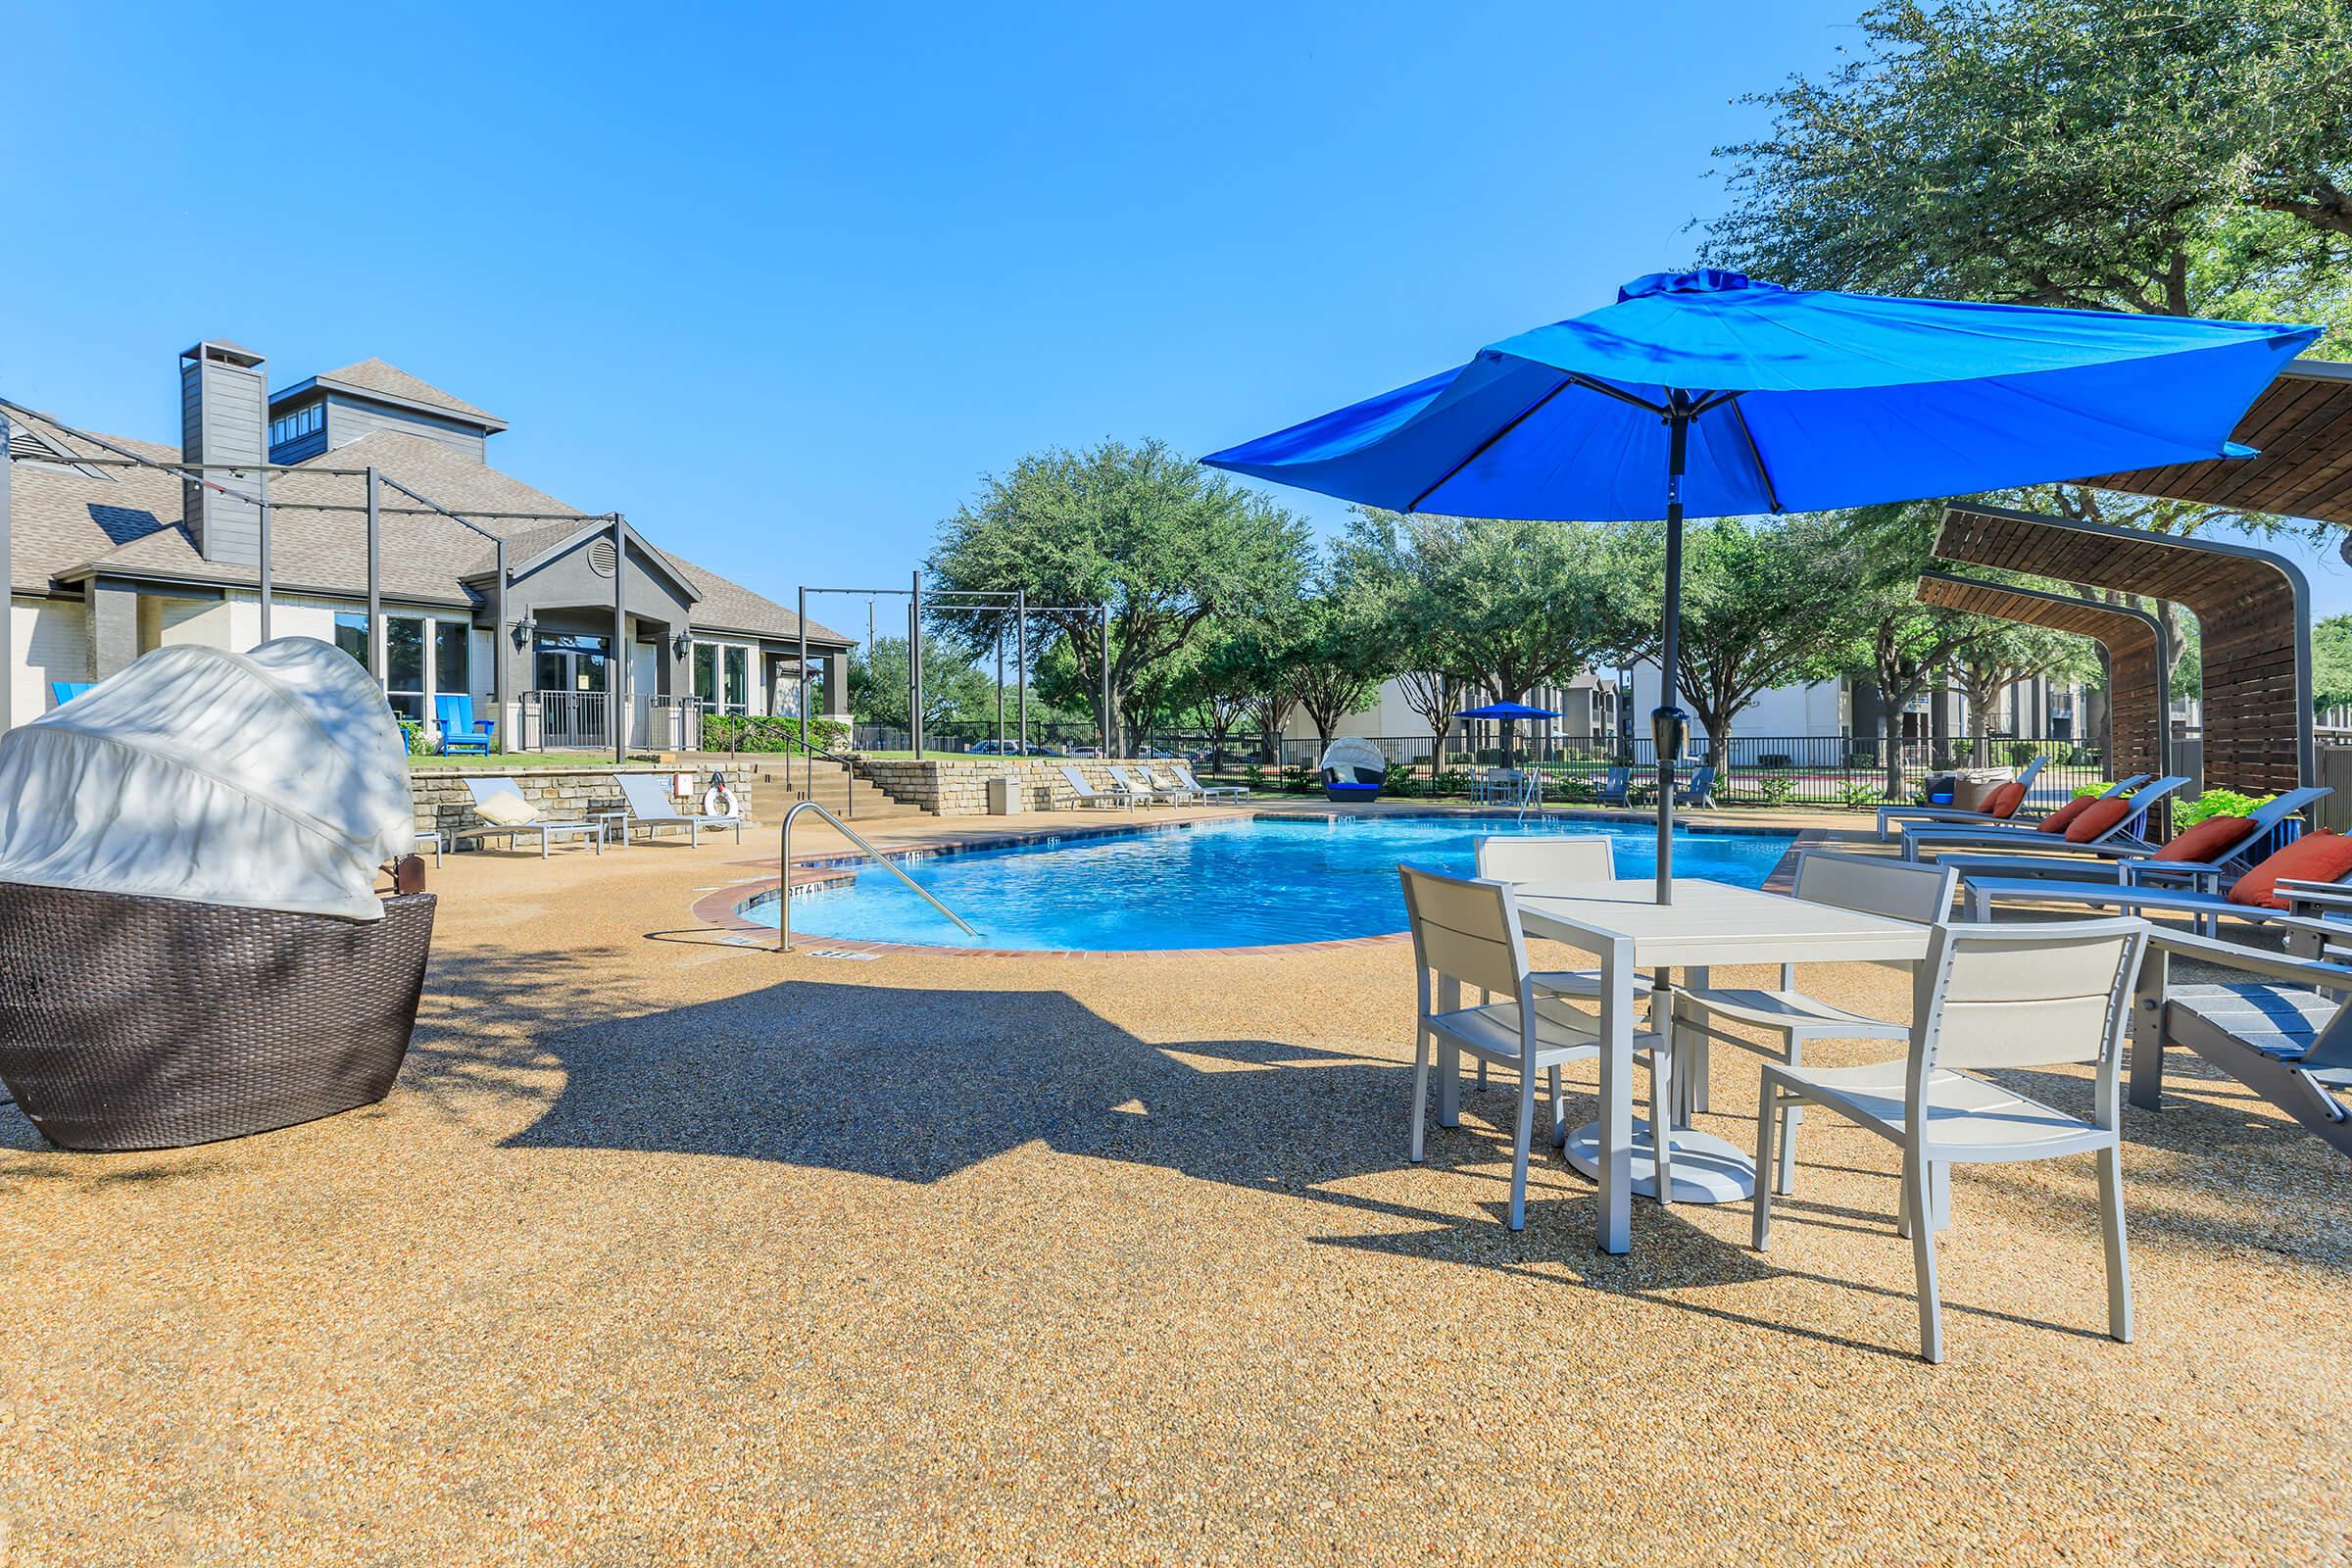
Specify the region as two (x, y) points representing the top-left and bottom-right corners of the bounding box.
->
(386, 616), (425, 721)
(434, 621), (470, 695)
(333, 611), (368, 668)
(693, 644), (717, 706)
(268, 402), (324, 450)
(723, 647), (749, 714)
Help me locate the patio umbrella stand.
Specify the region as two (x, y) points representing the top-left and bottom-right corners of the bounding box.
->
(1206, 269), (2319, 901)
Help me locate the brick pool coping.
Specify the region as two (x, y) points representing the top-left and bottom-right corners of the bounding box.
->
(693, 808), (1854, 959)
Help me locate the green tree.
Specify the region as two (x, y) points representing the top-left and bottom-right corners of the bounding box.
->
(849, 634), (996, 734)
(1673, 515), (1856, 762)
(1947, 619), (2103, 757)
(928, 438), (1313, 754)
(2313, 614), (2352, 716)
(1338, 509), (1657, 766)
(1818, 504), (1994, 797)
(1280, 564), (1396, 755)
(1706, 0), (2352, 337)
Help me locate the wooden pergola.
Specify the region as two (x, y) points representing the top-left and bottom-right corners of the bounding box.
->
(1915, 571), (2168, 782)
(1935, 503), (2312, 796)
(2092, 360), (2352, 528)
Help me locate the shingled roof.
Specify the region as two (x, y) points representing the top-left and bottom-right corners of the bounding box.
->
(7, 409), (849, 645)
(288, 359), (508, 430)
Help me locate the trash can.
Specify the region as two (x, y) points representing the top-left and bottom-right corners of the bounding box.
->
(987, 774), (1025, 815)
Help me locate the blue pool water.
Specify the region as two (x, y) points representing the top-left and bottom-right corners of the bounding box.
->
(749, 815), (1794, 952)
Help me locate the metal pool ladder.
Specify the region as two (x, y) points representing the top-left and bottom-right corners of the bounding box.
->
(775, 799), (979, 953)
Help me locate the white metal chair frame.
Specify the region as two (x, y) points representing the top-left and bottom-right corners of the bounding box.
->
(1671, 850), (1959, 1192)
(1057, 765), (1138, 810)
(1400, 863), (1673, 1229)
(1752, 917), (2149, 1363)
(1898, 775), (2188, 862)
(451, 776), (605, 859)
(1108, 764), (1183, 806)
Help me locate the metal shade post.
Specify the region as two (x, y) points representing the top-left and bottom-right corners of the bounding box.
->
(494, 536), (510, 756)
(365, 467), (383, 681)
(257, 465), (273, 642)
(611, 514), (627, 764)
(909, 568), (924, 760)
(1100, 605), (1113, 757)
(799, 586), (810, 800)
(995, 629), (1004, 751)
(1015, 588), (1027, 755)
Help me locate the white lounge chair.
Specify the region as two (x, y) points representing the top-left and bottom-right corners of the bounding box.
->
(1940, 786), (2329, 897)
(1753, 916), (2149, 1363)
(1399, 864), (1674, 1228)
(1673, 851), (1958, 1194)
(1874, 754), (2048, 841)
(1109, 764), (1182, 805)
(1959, 853), (2352, 939)
(1898, 775), (2188, 862)
(614, 772), (744, 848)
(2131, 926), (2352, 1161)
(452, 775), (605, 858)
(1145, 765), (1205, 805)
(1169, 760), (1247, 802)
(1057, 765), (1139, 809)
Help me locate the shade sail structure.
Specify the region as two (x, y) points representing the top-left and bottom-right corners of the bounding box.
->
(2090, 360), (2352, 528)
(1204, 269), (2316, 900)
(0, 637), (416, 919)
(1935, 504), (2310, 796)
(1915, 571), (2168, 783)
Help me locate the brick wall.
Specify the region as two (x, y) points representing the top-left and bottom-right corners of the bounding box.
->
(854, 758), (1166, 816)
(410, 765), (712, 837)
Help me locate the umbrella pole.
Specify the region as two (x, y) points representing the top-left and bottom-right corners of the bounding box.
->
(1654, 402), (1691, 905)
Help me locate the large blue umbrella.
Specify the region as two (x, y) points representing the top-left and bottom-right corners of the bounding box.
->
(1205, 270), (2320, 900)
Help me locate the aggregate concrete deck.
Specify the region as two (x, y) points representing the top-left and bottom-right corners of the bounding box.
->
(2, 803), (2344, 1564)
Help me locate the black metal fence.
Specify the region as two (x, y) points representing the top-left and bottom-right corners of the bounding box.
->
(1236, 733), (2109, 809)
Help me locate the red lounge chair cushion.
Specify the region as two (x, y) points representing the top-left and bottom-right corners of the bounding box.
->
(2228, 832), (2352, 909)
(2064, 797), (2132, 843)
(1984, 781), (2028, 820)
(2158, 814), (2257, 866)
(2036, 796), (2095, 834)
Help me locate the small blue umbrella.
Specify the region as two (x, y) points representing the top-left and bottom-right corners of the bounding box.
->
(1457, 701), (1558, 720)
(1206, 270), (2320, 901)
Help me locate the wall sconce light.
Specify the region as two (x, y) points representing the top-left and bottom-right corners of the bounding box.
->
(673, 629), (694, 659)
(511, 612), (537, 649)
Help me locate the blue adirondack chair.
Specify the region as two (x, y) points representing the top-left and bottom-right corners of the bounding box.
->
(433, 694), (495, 756)
(50, 681), (94, 708)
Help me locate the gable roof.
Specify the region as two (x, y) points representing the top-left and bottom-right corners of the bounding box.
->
(270, 359), (508, 432)
(9, 411), (850, 646)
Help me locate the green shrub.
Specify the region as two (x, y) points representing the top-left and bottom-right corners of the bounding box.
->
(1241, 761), (1267, 792)
(702, 713), (850, 754)
(398, 718), (431, 757)
(1430, 765), (1471, 798)
(1281, 762), (1311, 794)
(1838, 779), (1883, 810)
(1758, 773), (1797, 807)
(2173, 787), (2275, 830)
(1384, 762), (1420, 798)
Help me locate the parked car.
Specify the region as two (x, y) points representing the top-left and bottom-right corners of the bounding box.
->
(964, 740), (1022, 755)
(1064, 746), (1104, 759)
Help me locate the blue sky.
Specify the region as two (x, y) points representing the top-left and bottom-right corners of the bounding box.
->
(6, 0), (2348, 621)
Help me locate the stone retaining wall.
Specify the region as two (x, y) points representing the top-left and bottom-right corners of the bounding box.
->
(410, 765), (714, 837)
(854, 758), (1162, 816)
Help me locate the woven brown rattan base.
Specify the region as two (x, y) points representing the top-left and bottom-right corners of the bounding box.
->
(0, 883), (435, 1152)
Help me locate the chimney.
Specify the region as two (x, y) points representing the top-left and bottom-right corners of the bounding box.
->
(178, 340), (266, 565)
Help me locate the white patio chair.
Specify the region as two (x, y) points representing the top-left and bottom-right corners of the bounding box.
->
(1145, 765), (1205, 805)
(614, 772), (744, 848)
(1399, 863), (1673, 1229)
(1673, 851), (1958, 1192)
(1752, 916), (2149, 1363)
(1056, 765), (1138, 809)
(1168, 760), (1248, 802)
(452, 775), (604, 858)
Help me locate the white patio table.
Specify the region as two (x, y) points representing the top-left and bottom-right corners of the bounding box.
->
(1511, 877), (1934, 1253)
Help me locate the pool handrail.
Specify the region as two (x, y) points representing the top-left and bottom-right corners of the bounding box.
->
(775, 798), (979, 952)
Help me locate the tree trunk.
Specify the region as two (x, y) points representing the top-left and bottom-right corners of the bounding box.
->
(1881, 708), (1906, 800)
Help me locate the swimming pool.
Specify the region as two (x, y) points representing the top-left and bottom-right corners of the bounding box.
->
(746, 814), (1796, 953)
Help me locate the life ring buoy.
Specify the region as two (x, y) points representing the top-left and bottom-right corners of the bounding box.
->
(704, 781), (739, 818)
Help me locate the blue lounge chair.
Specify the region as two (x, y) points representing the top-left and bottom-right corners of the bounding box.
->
(1674, 764), (1717, 808)
(1593, 766), (1633, 807)
(433, 694), (495, 756)
(49, 681), (93, 707)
